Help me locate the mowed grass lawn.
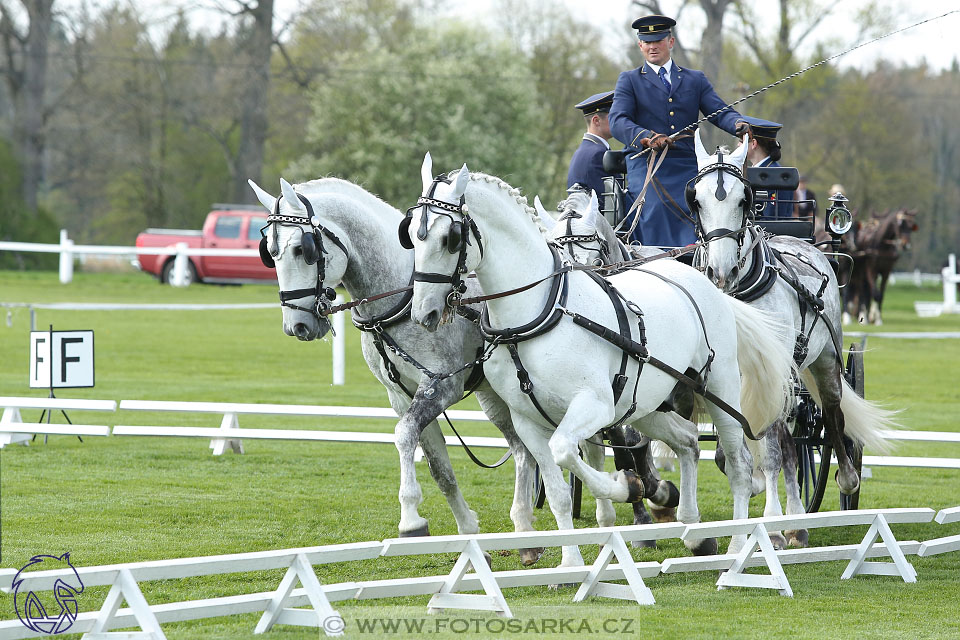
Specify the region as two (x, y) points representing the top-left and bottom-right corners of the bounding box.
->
(0, 270), (959, 639)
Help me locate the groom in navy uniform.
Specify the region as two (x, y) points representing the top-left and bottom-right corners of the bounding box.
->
(609, 14), (746, 246)
(740, 116), (794, 219)
(566, 91), (616, 198)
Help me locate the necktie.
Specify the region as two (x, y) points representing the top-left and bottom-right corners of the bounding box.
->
(658, 67), (671, 92)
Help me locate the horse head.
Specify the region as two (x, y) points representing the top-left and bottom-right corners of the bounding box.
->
(250, 178), (348, 341)
(690, 129), (751, 292)
(895, 209), (919, 251)
(407, 152), (477, 332)
(549, 189), (615, 266)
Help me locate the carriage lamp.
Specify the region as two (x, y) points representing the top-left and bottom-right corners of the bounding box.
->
(825, 192), (853, 236)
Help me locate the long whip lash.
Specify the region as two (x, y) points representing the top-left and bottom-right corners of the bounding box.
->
(667, 9), (959, 143)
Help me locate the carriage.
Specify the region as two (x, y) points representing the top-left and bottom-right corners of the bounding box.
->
(566, 147), (867, 514)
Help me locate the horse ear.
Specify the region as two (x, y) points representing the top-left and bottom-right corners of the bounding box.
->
(248, 179), (277, 212)
(534, 196), (558, 234)
(279, 178), (304, 212)
(451, 163), (470, 199)
(729, 134), (749, 168)
(694, 128), (710, 167)
(584, 191), (600, 226)
(421, 152), (433, 193)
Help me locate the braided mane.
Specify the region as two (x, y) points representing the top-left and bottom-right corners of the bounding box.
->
(462, 170), (550, 237)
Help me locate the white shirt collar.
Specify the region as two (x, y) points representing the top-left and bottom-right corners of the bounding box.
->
(646, 58), (674, 80)
(752, 156), (771, 167)
(584, 132), (610, 149)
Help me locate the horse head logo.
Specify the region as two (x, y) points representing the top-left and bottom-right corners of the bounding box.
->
(13, 552), (84, 635)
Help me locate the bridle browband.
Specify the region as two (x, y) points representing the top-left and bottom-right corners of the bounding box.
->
(399, 173), (484, 308)
(259, 189), (349, 319)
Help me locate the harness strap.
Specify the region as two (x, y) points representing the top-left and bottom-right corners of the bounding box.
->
(562, 307), (759, 440)
(506, 343), (559, 428)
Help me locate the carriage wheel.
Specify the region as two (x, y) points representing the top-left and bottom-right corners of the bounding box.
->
(532, 464), (584, 519)
(794, 394), (832, 513)
(839, 343), (866, 510)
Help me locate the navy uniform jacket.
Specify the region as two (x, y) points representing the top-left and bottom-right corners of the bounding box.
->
(755, 157), (794, 220)
(566, 133), (611, 198)
(609, 62), (742, 246)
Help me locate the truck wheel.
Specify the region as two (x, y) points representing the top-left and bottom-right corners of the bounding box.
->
(161, 259), (198, 285)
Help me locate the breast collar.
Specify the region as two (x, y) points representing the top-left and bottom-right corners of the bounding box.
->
(479, 244), (569, 344)
(732, 228), (779, 302)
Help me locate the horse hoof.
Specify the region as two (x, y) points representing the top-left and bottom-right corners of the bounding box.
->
(631, 539), (658, 549)
(398, 523), (430, 538)
(835, 469), (860, 495)
(649, 479), (680, 508)
(548, 582), (578, 590)
(519, 547), (545, 566)
(619, 470), (645, 503)
(687, 537), (718, 556)
(785, 529), (809, 548)
(649, 505), (677, 523)
(770, 532), (788, 551)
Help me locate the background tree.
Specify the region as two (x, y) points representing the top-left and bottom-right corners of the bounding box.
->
(289, 21), (545, 207)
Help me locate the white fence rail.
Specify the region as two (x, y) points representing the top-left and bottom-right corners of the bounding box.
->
(0, 506), (953, 638)
(2, 397), (959, 470)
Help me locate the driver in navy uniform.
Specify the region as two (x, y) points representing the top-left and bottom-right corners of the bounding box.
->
(609, 14), (747, 246)
(566, 91), (616, 198)
(741, 116), (794, 219)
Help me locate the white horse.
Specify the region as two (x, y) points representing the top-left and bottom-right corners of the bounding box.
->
(689, 130), (896, 545)
(249, 176), (544, 563)
(406, 153), (796, 562)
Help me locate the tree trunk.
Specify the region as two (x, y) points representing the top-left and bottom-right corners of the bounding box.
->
(16, 0), (54, 211)
(698, 0), (734, 82)
(232, 0), (273, 204)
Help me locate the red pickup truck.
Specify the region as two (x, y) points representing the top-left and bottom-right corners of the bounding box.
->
(135, 205), (277, 285)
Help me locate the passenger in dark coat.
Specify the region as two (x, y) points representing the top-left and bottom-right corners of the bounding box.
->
(567, 91), (616, 199)
(741, 116), (794, 220)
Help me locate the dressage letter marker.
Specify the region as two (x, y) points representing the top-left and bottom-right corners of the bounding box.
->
(29, 330), (95, 389)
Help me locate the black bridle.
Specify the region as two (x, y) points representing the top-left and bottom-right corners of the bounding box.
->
(552, 207), (610, 267)
(398, 173), (483, 308)
(259, 190), (348, 318)
(686, 153), (754, 246)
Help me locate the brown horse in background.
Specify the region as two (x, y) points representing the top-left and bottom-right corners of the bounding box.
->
(841, 209), (919, 325)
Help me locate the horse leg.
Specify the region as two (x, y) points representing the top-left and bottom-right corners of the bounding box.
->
(510, 413), (584, 569)
(391, 382), (464, 538)
(752, 425), (788, 550)
(873, 268), (890, 325)
(704, 377), (754, 554)
(418, 422), (479, 535)
(779, 420), (808, 547)
(623, 425), (680, 525)
(476, 390), (542, 565)
(631, 412), (712, 555)
(803, 361), (859, 495)
(581, 435), (616, 529)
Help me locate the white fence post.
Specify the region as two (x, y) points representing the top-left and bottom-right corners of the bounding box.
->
(172, 242), (190, 287)
(58, 229), (74, 284)
(942, 254), (957, 312)
(333, 295), (345, 385)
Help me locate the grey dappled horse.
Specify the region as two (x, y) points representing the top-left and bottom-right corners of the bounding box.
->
(689, 131), (896, 546)
(250, 177), (545, 564)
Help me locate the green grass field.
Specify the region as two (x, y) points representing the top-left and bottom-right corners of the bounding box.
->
(1, 271), (959, 639)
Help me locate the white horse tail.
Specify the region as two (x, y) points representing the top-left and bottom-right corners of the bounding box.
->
(801, 370), (898, 454)
(726, 297), (795, 438)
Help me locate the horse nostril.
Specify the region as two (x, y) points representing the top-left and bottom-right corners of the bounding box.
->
(729, 265), (739, 281)
(294, 323), (311, 340)
(705, 266), (715, 282)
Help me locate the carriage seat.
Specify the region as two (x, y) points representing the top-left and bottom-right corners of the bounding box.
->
(747, 166), (813, 240)
(602, 149), (630, 175)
